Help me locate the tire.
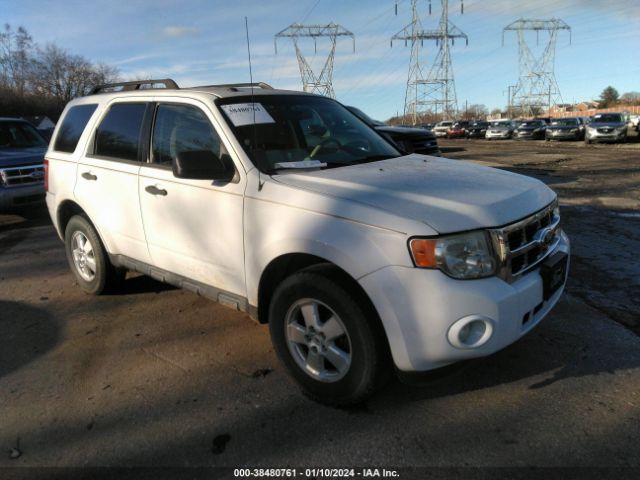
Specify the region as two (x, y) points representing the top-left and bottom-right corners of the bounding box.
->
(268, 265), (389, 406)
(585, 139), (591, 144)
(64, 215), (123, 295)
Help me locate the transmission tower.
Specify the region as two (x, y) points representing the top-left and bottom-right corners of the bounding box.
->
(392, 0), (467, 123)
(275, 23), (355, 99)
(503, 18), (571, 117)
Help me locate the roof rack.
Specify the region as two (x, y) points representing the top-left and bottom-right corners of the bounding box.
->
(90, 79), (179, 95)
(189, 82), (273, 91)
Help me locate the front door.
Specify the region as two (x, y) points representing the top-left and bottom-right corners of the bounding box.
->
(138, 101), (246, 297)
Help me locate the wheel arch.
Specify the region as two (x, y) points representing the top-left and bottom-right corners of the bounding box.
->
(57, 200), (90, 239)
(256, 253), (385, 337)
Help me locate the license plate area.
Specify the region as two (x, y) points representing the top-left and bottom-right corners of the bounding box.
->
(541, 251), (568, 300)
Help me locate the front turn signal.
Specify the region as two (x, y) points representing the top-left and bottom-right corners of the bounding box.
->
(409, 238), (438, 268)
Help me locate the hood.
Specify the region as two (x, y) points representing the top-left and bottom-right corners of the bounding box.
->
(548, 125), (578, 131)
(375, 125), (435, 138)
(588, 121), (626, 128)
(518, 125), (544, 131)
(272, 155), (555, 234)
(0, 146), (47, 168)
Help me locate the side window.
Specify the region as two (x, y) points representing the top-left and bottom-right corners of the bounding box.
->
(54, 104), (98, 153)
(152, 104), (221, 166)
(94, 103), (146, 161)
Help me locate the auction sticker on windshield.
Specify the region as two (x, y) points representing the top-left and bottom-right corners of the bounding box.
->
(220, 103), (275, 127)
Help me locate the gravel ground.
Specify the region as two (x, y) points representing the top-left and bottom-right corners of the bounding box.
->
(1, 137), (639, 476)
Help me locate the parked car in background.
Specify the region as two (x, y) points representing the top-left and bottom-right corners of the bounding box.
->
(485, 120), (517, 140)
(446, 121), (470, 139)
(585, 113), (628, 144)
(545, 118), (584, 141)
(514, 120), (547, 140)
(0, 117), (48, 211)
(466, 121), (489, 139)
(347, 106), (441, 156)
(433, 120), (454, 137)
(628, 114), (639, 128)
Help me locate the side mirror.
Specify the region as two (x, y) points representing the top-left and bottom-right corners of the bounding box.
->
(173, 150), (235, 181)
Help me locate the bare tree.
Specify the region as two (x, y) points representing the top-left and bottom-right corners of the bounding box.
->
(30, 44), (119, 103)
(0, 24), (35, 95)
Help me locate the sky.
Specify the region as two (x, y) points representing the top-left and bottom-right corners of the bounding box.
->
(1, 0), (639, 120)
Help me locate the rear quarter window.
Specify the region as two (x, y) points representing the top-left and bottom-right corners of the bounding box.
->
(54, 104), (98, 153)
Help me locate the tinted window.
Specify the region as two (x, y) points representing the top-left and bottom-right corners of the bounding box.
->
(152, 104), (222, 166)
(95, 103), (146, 161)
(0, 121), (47, 148)
(54, 104), (97, 153)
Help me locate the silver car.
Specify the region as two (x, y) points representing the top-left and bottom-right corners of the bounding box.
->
(585, 113), (628, 144)
(486, 120), (517, 140)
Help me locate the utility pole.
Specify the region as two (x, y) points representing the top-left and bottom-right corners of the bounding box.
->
(275, 23), (355, 99)
(503, 18), (571, 117)
(392, 0), (468, 124)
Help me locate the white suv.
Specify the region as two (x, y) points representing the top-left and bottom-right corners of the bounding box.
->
(45, 80), (570, 405)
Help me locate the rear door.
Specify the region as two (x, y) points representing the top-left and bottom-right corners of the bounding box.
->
(138, 99), (246, 297)
(73, 100), (152, 263)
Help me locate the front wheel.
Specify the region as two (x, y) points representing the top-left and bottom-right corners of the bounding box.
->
(64, 215), (123, 294)
(268, 266), (389, 406)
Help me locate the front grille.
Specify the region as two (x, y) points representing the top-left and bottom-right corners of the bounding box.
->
(490, 202), (561, 282)
(597, 128), (613, 134)
(0, 164), (45, 188)
(409, 137), (439, 153)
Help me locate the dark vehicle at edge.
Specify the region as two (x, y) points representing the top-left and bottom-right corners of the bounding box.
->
(514, 120), (547, 140)
(545, 118), (584, 141)
(466, 121), (489, 139)
(0, 118), (48, 211)
(346, 106), (441, 156)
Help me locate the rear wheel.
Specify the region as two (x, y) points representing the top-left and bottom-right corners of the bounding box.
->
(64, 215), (123, 294)
(268, 266), (389, 406)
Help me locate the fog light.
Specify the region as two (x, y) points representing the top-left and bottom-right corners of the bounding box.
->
(447, 315), (494, 349)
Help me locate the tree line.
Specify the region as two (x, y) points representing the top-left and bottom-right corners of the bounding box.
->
(0, 24), (119, 121)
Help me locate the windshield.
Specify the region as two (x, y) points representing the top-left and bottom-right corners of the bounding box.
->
(490, 121), (511, 127)
(0, 121), (47, 148)
(437, 121), (453, 127)
(592, 114), (623, 123)
(550, 119), (578, 126)
(217, 95), (400, 173)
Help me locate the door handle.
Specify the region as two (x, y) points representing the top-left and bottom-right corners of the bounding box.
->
(145, 185), (168, 196)
(81, 172), (97, 181)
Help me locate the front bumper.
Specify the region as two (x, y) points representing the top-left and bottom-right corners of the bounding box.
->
(486, 131), (512, 139)
(359, 233), (570, 372)
(0, 183), (45, 210)
(547, 130), (580, 140)
(586, 130), (626, 143)
(514, 131), (541, 139)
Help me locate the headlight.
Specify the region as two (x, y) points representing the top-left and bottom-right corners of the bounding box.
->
(570, 128), (578, 133)
(586, 126), (595, 132)
(409, 231), (496, 279)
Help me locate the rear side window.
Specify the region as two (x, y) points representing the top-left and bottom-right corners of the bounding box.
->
(94, 103), (146, 161)
(54, 104), (98, 153)
(152, 104), (221, 166)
